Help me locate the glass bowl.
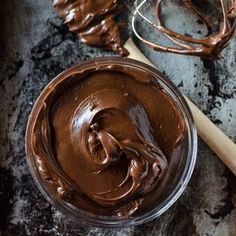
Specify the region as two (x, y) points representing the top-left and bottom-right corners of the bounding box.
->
(25, 57), (197, 228)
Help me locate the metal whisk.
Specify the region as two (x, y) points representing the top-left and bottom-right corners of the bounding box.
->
(131, 0), (236, 59)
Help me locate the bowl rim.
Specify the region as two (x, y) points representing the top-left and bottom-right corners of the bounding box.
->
(25, 57), (198, 228)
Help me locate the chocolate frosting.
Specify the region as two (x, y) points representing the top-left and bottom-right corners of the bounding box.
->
(52, 0), (128, 56)
(28, 61), (186, 217)
(132, 0), (236, 59)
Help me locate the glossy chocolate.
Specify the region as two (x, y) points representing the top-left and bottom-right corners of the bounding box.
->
(133, 0), (236, 59)
(52, 0), (128, 56)
(27, 61), (186, 217)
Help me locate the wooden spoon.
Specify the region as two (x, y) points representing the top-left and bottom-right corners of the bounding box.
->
(124, 38), (236, 175)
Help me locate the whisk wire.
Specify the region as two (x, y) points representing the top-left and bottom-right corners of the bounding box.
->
(132, 0), (236, 59)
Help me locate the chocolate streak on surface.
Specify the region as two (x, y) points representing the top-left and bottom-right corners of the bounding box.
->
(28, 62), (186, 217)
(52, 0), (128, 56)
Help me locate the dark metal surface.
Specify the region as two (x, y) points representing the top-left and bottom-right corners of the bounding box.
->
(0, 1), (236, 235)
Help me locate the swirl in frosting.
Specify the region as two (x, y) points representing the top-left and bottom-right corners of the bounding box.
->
(28, 62), (186, 217)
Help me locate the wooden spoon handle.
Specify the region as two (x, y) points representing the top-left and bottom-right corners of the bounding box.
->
(124, 38), (236, 175)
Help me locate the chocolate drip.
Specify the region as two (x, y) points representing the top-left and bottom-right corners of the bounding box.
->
(52, 0), (128, 56)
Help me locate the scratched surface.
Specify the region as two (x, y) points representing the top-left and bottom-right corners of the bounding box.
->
(0, 1), (236, 235)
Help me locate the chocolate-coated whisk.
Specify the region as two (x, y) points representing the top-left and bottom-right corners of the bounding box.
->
(132, 0), (236, 59)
